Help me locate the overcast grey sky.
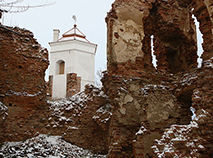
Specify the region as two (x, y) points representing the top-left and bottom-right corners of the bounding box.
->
(1, 0), (114, 81)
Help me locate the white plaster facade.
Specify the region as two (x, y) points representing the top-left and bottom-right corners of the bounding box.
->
(49, 25), (97, 99)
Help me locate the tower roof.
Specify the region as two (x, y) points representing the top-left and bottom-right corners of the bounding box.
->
(58, 24), (90, 43)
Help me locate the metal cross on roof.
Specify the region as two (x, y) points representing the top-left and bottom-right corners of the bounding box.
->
(72, 15), (77, 25)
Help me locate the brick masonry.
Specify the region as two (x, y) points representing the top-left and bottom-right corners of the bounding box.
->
(0, 0), (213, 157)
(66, 73), (81, 98)
(103, 0), (213, 157)
(0, 25), (110, 155)
(0, 26), (49, 142)
(46, 73), (81, 99)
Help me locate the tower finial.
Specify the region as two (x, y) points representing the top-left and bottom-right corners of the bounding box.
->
(72, 15), (77, 26)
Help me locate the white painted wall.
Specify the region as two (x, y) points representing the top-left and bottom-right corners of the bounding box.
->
(49, 39), (97, 99)
(52, 75), (67, 99)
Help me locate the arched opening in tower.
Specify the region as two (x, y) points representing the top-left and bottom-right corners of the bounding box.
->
(56, 60), (65, 75)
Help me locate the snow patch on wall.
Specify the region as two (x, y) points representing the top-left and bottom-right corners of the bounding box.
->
(151, 109), (208, 157)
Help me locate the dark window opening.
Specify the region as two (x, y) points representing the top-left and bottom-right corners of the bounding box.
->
(19, 65), (22, 69)
(177, 90), (193, 124)
(59, 61), (65, 74)
(9, 103), (12, 106)
(166, 47), (180, 73)
(56, 60), (65, 75)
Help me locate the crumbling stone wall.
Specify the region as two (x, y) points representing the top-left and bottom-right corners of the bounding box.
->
(102, 74), (181, 157)
(47, 73), (81, 100)
(106, 0), (199, 75)
(0, 28), (110, 154)
(103, 0), (213, 157)
(0, 25), (49, 142)
(66, 73), (81, 98)
(47, 85), (111, 154)
(0, 25), (110, 155)
(46, 75), (53, 99)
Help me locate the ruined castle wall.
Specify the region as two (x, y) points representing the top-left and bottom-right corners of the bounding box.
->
(106, 0), (199, 75)
(47, 85), (111, 154)
(102, 74), (181, 157)
(66, 73), (81, 98)
(0, 26), (49, 142)
(106, 0), (154, 76)
(103, 0), (213, 157)
(0, 25), (111, 155)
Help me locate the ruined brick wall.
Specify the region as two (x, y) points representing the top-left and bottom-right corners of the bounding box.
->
(102, 74), (181, 157)
(46, 75), (53, 100)
(47, 85), (111, 154)
(0, 25), (110, 155)
(66, 73), (81, 98)
(47, 73), (81, 100)
(103, 0), (213, 157)
(105, 0), (198, 75)
(0, 25), (49, 142)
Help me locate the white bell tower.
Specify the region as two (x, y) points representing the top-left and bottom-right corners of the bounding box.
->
(48, 22), (97, 99)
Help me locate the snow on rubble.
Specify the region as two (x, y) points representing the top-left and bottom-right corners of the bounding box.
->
(92, 103), (112, 123)
(48, 86), (108, 117)
(47, 90), (94, 129)
(0, 102), (8, 112)
(48, 91), (89, 118)
(151, 109), (208, 158)
(0, 85), (110, 157)
(0, 102), (8, 121)
(140, 84), (169, 97)
(47, 85), (111, 129)
(203, 57), (213, 68)
(135, 125), (147, 135)
(5, 90), (42, 97)
(0, 134), (107, 158)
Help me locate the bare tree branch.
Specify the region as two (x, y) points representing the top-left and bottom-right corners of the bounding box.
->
(0, 0), (55, 14)
(95, 66), (106, 87)
(0, 0), (24, 7)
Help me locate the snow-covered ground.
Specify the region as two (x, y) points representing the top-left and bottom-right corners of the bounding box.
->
(0, 86), (110, 158)
(0, 134), (107, 158)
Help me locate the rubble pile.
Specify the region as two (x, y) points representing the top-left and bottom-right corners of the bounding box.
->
(47, 85), (111, 154)
(0, 134), (107, 158)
